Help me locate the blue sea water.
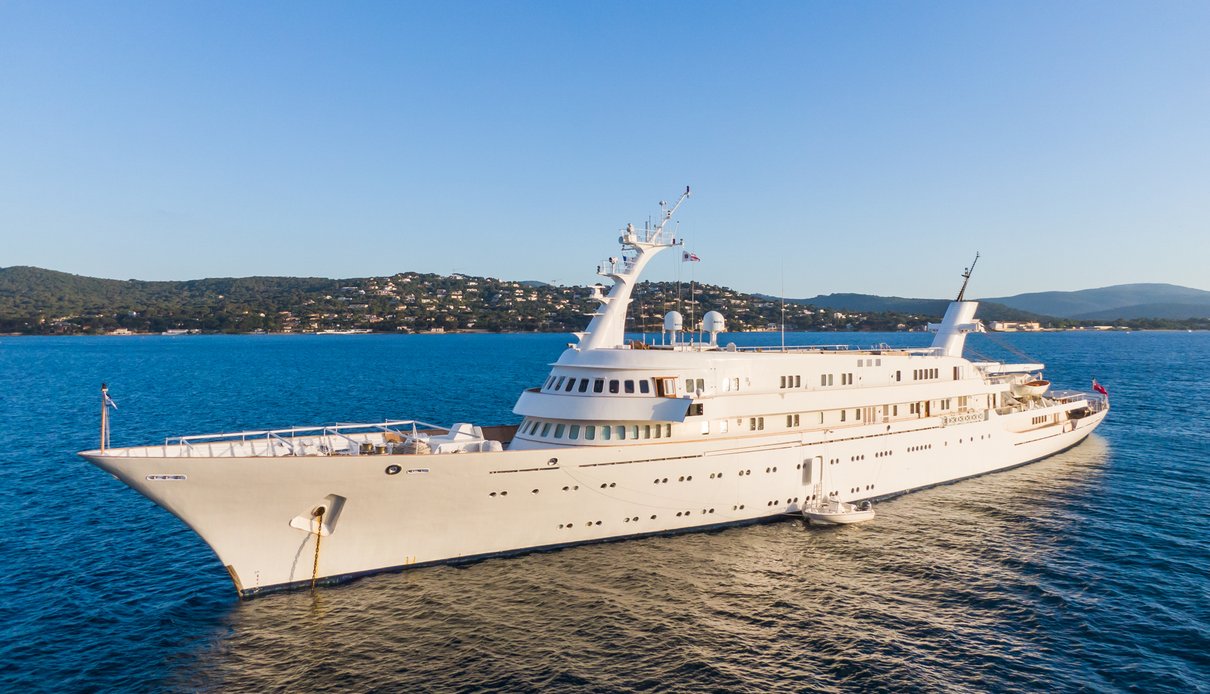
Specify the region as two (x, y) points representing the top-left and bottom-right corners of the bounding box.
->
(1, 331), (1207, 692)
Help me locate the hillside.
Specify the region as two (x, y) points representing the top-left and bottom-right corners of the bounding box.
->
(984, 283), (1210, 319)
(0, 266), (919, 335)
(793, 293), (1048, 322)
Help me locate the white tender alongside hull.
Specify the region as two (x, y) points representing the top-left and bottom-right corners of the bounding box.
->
(80, 190), (1109, 597)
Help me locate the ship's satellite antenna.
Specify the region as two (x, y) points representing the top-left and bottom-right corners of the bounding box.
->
(956, 252), (980, 302)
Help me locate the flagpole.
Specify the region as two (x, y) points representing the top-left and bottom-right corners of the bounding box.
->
(100, 383), (108, 452)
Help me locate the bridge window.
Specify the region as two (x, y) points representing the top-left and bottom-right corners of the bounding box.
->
(553, 424), (565, 439)
(594, 379), (605, 393)
(624, 380), (635, 394)
(601, 425), (611, 440)
(578, 380), (589, 393)
(555, 376), (565, 390)
(609, 379), (620, 394)
(655, 377), (677, 398)
(569, 424), (580, 439)
(639, 380), (651, 394)
(584, 426), (596, 441)
(540, 422), (552, 437)
(564, 378), (576, 392)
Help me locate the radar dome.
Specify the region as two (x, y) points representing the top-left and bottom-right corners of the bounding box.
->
(702, 311), (726, 346)
(663, 310), (683, 333)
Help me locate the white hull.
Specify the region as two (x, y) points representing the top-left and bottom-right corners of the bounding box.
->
(83, 405), (1105, 596)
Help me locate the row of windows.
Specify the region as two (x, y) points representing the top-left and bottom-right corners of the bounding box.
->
(543, 375), (653, 395)
(521, 419), (673, 441)
(913, 368), (939, 380)
(780, 375), (802, 389)
(524, 396), (975, 443)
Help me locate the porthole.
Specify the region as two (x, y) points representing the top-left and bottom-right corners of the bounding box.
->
(650, 515), (657, 520)
(489, 492), (497, 497)
(600, 483), (607, 489)
(739, 504), (745, 510)
(558, 524), (564, 529)
(385, 465), (402, 475)
(563, 486), (570, 491)
(609, 482), (616, 488)
(686, 476), (692, 481)
(501, 491), (508, 496)
(662, 478), (668, 483)
(624, 517), (630, 523)
(678, 476), (685, 482)
(532, 489), (539, 494)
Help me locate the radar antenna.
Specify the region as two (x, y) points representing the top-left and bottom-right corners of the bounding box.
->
(956, 252), (980, 302)
(650, 186), (691, 243)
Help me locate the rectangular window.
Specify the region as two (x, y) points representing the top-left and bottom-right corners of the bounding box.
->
(630, 425), (639, 439)
(609, 379), (619, 394)
(701, 421), (710, 435)
(540, 422), (552, 436)
(719, 420), (729, 433)
(733, 377), (740, 391)
(643, 425), (651, 439)
(855, 409), (862, 421)
(655, 377), (677, 398)
(585, 426), (596, 440)
(624, 380), (635, 394)
(840, 410), (846, 422)
(639, 380), (651, 394)
(554, 376), (565, 390)
(601, 425), (611, 440)
(578, 380), (589, 393)
(653, 425), (661, 439)
(780, 376), (787, 388)
(615, 425), (625, 440)
(665, 424), (672, 437)
(564, 378), (576, 392)
(821, 374), (828, 386)
(594, 379), (605, 393)
(953, 366), (960, 380)
(569, 424), (580, 439)
(893, 405), (899, 416)
(895, 370), (901, 382)
(750, 417), (757, 431)
(795, 375), (801, 387)
(553, 424), (565, 438)
(686, 378), (694, 393)
(696, 378), (704, 393)
(544, 376), (555, 389)
(857, 359), (863, 367)
(757, 417), (764, 430)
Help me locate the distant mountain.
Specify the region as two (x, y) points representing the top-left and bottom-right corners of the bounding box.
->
(983, 283), (1210, 319)
(792, 293), (1047, 322)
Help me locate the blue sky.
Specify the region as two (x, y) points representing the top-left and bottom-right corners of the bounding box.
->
(2, 1), (1207, 299)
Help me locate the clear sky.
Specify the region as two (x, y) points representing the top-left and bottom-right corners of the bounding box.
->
(2, 1), (1207, 299)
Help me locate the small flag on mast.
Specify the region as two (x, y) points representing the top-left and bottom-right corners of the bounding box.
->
(104, 391), (118, 410)
(1092, 379), (1108, 397)
(682, 251), (701, 262)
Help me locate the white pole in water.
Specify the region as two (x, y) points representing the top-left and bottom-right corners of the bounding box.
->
(100, 383), (109, 452)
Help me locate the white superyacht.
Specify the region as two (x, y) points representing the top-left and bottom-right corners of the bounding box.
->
(81, 189), (1108, 597)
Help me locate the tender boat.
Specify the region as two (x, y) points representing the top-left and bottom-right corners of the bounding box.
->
(802, 499), (876, 525)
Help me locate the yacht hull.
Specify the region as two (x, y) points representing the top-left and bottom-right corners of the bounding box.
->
(82, 407), (1105, 597)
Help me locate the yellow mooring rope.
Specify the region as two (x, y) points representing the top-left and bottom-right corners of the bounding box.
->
(311, 507), (325, 591)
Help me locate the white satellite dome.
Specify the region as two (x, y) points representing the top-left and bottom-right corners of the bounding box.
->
(663, 310), (684, 333)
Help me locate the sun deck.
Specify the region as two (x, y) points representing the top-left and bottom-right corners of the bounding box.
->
(88, 420), (517, 458)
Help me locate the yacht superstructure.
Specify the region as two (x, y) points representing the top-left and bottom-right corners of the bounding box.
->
(80, 190), (1107, 597)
